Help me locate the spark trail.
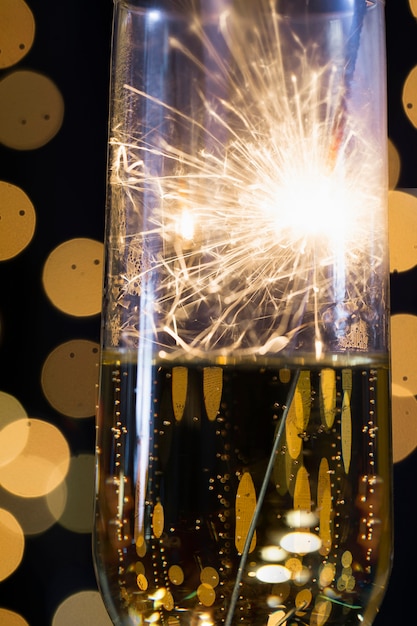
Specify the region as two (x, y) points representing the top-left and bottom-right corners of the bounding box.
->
(108, 2), (386, 361)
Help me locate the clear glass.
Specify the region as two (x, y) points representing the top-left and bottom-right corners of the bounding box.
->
(94, 1), (392, 625)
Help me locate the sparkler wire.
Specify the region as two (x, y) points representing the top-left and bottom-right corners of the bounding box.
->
(329, 0), (368, 163)
(345, 0), (368, 97)
(224, 368), (301, 626)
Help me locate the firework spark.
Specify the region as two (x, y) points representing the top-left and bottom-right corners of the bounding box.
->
(107, 3), (387, 361)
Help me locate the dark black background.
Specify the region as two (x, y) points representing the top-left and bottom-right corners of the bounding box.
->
(0, 0), (415, 624)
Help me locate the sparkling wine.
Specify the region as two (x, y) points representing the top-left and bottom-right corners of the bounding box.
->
(94, 352), (391, 626)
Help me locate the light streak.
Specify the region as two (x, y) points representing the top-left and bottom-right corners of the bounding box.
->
(109, 3), (386, 361)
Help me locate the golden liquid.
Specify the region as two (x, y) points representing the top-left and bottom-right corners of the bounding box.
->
(94, 353), (392, 626)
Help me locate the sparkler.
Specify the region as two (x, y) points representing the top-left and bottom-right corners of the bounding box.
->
(109, 0), (386, 363)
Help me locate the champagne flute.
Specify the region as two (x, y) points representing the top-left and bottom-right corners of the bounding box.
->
(94, 2), (392, 625)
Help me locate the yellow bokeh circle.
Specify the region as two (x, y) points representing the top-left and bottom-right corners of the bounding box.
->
(391, 314), (417, 397)
(0, 485), (66, 537)
(55, 454), (95, 533)
(41, 339), (100, 418)
(52, 591), (113, 626)
(0, 418), (70, 498)
(388, 139), (400, 190)
(392, 394), (417, 463)
(0, 0), (35, 69)
(0, 509), (25, 581)
(388, 190), (417, 272)
(0, 181), (36, 261)
(0, 609), (29, 626)
(42, 238), (103, 317)
(0, 418), (30, 468)
(0, 70), (64, 150)
(403, 64), (417, 129)
(0, 390), (27, 429)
